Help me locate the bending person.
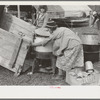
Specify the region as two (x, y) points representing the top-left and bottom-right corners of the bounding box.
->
(32, 20), (84, 80)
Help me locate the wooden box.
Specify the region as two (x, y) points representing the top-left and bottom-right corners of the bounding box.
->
(0, 12), (36, 76)
(0, 12), (35, 41)
(0, 28), (31, 76)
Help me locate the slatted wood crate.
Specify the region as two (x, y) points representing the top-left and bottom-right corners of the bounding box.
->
(0, 28), (31, 76)
(0, 12), (35, 76)
(0, 12), (35, 40)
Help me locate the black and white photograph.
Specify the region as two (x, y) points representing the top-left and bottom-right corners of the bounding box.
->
(0, 3), (100, 86)
(0, 1), (100, 99)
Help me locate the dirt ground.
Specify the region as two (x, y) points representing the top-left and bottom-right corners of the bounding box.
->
(0, 25), (100, 85)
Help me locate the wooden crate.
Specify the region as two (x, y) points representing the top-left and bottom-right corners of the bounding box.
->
(0, 12), (36, 76)
(0, 28), (31, 76)
(0, 12), (35, 41)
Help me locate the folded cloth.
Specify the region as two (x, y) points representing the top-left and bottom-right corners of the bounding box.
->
(66, 69), (100, 85)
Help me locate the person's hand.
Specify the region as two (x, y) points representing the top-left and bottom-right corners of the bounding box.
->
(32, 42), (36, 46)
(31, 42), (42, 47)
(56, 50), (63, 56)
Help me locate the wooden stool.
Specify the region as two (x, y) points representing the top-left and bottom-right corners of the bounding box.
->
(32, 51), (56, 74)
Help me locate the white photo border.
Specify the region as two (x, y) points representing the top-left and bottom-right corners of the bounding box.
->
(0, 1), (100, 99)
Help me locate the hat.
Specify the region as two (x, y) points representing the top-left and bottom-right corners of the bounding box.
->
(85, 61), (94, 71)
(46, 20), (57, 28)
(93, 11), (97, 15)
(35, 28), (51, 37)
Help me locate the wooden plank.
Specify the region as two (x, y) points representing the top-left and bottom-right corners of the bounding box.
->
(0, 13), (35, 75)
(0, 20), (33, 38)
(14, 57), (25, 66)
(0, 52), (28, 73)
(0, 38), (21, 52)
(0, 13), (35, 34)
(0, 56), (17, 72)
(16, 45), (29, 59)
(0, 13), (34, 42)
(0, 28), (18, 40)
(14, 39), (30, 72)
(11, 24), (33, 37)
(9, 38), (23, 68)
(0, 28), (23, 71)
(9, 38), (31, 59)
(0, 28), (18, 44)
(11, 26), (33, 39)
(0, 47), (13, 59)
(0, 56), (12, 69)
(15, 46), (29, 66)
(0, 40), (15, 52)
(0, 36), (16, 45)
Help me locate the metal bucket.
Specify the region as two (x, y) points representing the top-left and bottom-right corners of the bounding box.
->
(82, 33), (100, 62)
(34, 36), (53, 53)
(83, 45), (100, 62)
(35, 51), (52, 59)
(81, 33), (99, 45)
(84, 50), (99, 62)
(83, 45), (100, 63)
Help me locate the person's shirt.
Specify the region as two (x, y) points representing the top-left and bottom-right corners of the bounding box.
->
(34, 12), (49, 28)
(51, 27), (82, 52)
(92, 12), (100, 25)
(41, 27), (82, 56)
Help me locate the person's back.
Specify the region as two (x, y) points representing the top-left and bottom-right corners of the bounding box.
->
(52, 27), (81, 43)
(51, 27), (82, 56)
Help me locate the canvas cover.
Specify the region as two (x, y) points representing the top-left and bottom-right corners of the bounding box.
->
(34, 5), (92, 18)
(61, 5), (92, 17)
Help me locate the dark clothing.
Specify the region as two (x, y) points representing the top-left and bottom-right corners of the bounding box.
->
(92, 12), (100, 25)
(0, 6), (4, 19)
(8, 5), (36, 19)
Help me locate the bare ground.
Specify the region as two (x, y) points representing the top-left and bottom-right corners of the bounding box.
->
(0, 25), (100, 85)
